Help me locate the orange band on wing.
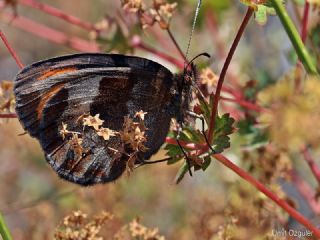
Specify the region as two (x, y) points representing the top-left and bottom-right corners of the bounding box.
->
(37, 83), (65, 119)
(37, 67), (77, 80)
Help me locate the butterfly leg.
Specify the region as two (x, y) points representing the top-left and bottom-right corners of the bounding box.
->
(175, 126), (193, 177)
(186, 110), (216, 154)
(139, 157), (173, 165)
(137, 134), (193, 176)
(134, 156), (175, 171)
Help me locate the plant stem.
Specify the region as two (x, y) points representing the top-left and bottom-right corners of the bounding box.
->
(302, 147), (320, 184)
(0, 213), (12, 240)
(164, 142), (320, 235)
(19, 0), (97, 32)
(207, 7), (253, 142)
(291, 170), (320, 214)
(2, 12), (100, 52)
(301, 1), (310, 44)
(0, 113), (17, 118)
(220, 96), (265, 113)
(0, 31), (24, 69)
(167, 28), (187, 62)
(214, 154), (320, 237)
(270, 0), (317, 74)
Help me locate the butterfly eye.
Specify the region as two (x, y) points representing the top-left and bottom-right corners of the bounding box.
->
(184, 74), (192, 83)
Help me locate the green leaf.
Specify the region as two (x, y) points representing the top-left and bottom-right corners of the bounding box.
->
(164, 144), (184, 165)
(174, 162), (189, 184)
(251, 129), (269, 146)
(201, 156), (212, 171)
(255, 5), (268, 25)
(237, 118), (269, 148)
(240, 0), (279, 25)
(0, 212), (12, 240)
(237, 119), (254, 135)
(179, 126), (203, 143)
(211, 113), (235, 153)
(199, 94), (214, 125)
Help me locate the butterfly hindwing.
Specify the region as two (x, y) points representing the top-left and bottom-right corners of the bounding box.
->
(14, 53), (177, 185)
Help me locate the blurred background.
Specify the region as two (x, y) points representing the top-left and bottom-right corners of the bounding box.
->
(0, 0), (320, 239)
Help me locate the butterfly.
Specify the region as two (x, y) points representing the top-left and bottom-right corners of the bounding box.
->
(14, 53), (194, 185)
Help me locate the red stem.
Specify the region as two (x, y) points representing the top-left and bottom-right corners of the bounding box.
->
(221, 85), (244, 99)
(0, 31), (24, 69)
(220, 96), (265, 113)
(207, 8), (254, 142)
(164, 139), (320, 235)
(291, 170), (320, 214)
(206, 10), (242, 91)
(165, 137), (197, 150)
(0, 113), (17, 118)
(167, 28), (187, 62)
(19, 0), (97, 32)
(302, 147), (320, 184)
(294, 1), (310, 91)
(214, 154), (320, 237)
(131, 36), (184, 69)
(301, 1), (310, 44)
(2, 12), (100, 52)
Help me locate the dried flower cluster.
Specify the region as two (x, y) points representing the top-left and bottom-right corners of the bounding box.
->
(0, 80), (15, 115)
(119, 111), (148, 171)
(120, 112), (148, 152)
(83, 114), (117, 140)
(307, 0), (320, 7)
(59, 114), (118, 155)
(59, 111), (148, 171)
(122, 0), (143, 13)
(128, 218), (164, 240)
(214, 215), (238, 240)
(121, 0), (178, 29)
(258, 75), (320, 151)
(187, 186), (287, 240)
(115, 218), (165, 240)
(243, 146), (292, 184)
(55, 211), (165, 240)
(54, 210), (113, 240)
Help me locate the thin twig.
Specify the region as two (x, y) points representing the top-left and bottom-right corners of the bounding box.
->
(302, 147), (320, 184)
(0, 113), (17, 119)
(291, 170), (320, 214)
(207, 8), (254, 142)
(167, 28), (187, 62)
(270, 0), (317, 74)
(301, 1), (310, 44)
(206, 10), (242, 90)
(19, 0), (98, 32)
(2, 12), (100, 52)
(0, 31), (24, 69)
(220, 96), (265, 113)
(214, 154), (320, 238)
(294, 1), (310, 91)
(165, 137), (197, 150)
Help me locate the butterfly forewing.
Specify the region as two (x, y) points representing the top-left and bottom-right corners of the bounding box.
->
(14, 53), (177, 185)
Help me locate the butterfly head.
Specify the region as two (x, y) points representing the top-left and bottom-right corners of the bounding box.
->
(179, 52), (211, 119)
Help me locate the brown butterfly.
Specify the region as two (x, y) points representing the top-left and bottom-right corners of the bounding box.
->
(14, 53), (193, 185)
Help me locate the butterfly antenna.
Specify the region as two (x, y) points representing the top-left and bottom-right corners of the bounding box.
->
(184, 0), (202, 66)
